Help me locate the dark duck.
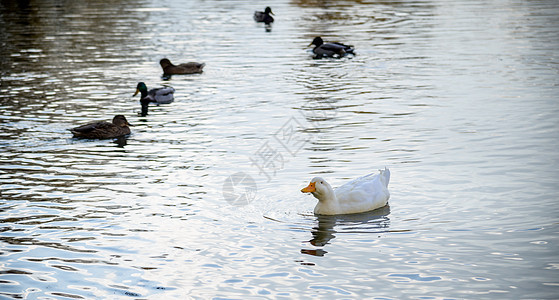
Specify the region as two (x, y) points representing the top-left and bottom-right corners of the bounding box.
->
(69, 115), (132, 139)
(254, 7), (274, 24)
(308, 37), (355, 59)
(159, 58), (205, 76)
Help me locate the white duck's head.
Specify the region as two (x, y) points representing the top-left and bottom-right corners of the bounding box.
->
(301, 177), (335, 202)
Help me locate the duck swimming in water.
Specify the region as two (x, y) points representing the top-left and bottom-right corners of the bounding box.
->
(159, 58), (205, 75)
(69, 115), (132, 139)
(308, 36), (355, 59)
(133, 82), (174, 117)
(254, 7), (274, 24)
(301, 168), (390, 215)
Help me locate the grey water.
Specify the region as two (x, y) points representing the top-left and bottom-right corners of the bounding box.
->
(1, 0), (558, 298)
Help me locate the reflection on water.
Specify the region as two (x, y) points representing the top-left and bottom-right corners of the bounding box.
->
(113, 135), (128, 147)
(307, 205), (390, 249)
(1, 0), (559, 298)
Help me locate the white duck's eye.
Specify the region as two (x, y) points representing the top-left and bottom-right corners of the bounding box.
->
(320, 181), (323, 184)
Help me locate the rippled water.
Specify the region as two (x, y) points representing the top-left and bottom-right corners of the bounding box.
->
(1, 0), (558, 298)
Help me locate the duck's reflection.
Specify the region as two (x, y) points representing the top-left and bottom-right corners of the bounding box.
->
(302, 205), (390, 256)
(113, 136), (128, 148)
(301, 248), (328, 257)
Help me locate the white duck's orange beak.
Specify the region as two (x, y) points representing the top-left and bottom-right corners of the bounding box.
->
(301, 182), (316, 193)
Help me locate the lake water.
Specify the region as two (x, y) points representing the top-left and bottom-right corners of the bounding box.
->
(1, 0), (558, 298)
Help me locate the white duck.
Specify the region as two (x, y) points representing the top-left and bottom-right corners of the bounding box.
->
(301, 168), (390, 215)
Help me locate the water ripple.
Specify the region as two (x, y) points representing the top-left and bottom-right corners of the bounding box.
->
(1, 0), (558, 299)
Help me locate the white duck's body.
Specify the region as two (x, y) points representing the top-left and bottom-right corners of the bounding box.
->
(301, 168), (390, 215)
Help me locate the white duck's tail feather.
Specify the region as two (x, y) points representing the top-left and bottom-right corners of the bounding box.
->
(379, 167), (390, 187)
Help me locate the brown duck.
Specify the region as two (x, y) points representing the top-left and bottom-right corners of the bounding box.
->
(160, 58), (205, 75)
(69, 115), (132, 139)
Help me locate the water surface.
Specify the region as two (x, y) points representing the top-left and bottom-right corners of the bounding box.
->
(1, 0), (558, 298)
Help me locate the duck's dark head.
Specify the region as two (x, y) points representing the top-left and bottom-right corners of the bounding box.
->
(133, 82), (148, 97)
(264, 7), (274, 15)
(309, 37), (324, 47)
(112, 115), (133, 127)
(159, 58), (172, 68)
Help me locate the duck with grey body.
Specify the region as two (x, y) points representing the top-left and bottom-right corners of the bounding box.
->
(133, 82), (175, 117)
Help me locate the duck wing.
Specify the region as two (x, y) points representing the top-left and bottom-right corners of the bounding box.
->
(322, 42), (355, 53)
(254, 11), (273, 23)
(322, 43), (346, 51)
(254, 11), (265, 22)
(148, 87), (175, 104)
(177, 62), (205, 72)
(331, 42), (355, 54)
(70, 121), (127, 139)
(163, 62), (205, 74)
(334, 169), (390, 205)
(70, 121), (107, 134)
(313, 43), (348, 58)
